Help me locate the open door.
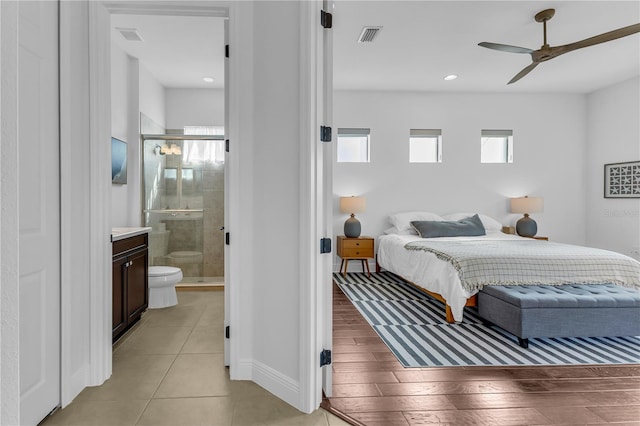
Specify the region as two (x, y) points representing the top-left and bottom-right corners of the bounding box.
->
(223, 17), (230, 366)
(321, 0), (334, 398)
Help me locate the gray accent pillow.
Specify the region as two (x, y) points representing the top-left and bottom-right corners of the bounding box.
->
(411, 214), (486, 238)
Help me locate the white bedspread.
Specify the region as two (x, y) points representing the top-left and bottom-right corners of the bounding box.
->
(378, 233), (604, 322)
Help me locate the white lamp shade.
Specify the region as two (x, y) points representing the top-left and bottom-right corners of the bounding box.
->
(339, 196), (366, 214)
(511, 196), (543, 214)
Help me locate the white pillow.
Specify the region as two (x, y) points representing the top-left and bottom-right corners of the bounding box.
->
(442, 213), (502, 232)
(383, 226), (418, 235)
(389, 211), (444, 233)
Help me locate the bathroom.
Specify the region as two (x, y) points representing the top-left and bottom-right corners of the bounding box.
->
(110, 13), (225, 288)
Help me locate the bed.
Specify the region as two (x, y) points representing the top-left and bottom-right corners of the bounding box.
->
(376, 212), (640, 323)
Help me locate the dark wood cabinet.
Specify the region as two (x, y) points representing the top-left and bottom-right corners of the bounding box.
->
(112, 233), (148, 341)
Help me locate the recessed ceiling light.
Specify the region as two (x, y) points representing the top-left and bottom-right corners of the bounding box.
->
(444, 74), (458, 81)
(203, 77), (215, 83)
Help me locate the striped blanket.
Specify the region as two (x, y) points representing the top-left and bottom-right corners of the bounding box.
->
(404, 239), (640, 292)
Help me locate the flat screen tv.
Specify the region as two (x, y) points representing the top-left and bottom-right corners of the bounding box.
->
(111, 137), (128, 184)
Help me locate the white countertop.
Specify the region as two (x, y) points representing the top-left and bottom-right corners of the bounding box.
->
(111, 227), (152, 242)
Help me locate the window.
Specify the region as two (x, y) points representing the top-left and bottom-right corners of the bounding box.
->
(337, 128), (370, 163)
(481, 129), (513, 163)
(183, 125), (225, 164)
(409, 129), (442, 163)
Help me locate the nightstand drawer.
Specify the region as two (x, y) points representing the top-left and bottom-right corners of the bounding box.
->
(341, 239), (374, 250)
(340, 247), (374, 258)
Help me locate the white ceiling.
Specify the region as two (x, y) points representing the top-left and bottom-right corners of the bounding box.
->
(111, 13), (225, 89)
(111, 1), (640, 94)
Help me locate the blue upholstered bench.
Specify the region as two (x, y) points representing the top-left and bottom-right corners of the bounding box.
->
(477, 284), (640, 348)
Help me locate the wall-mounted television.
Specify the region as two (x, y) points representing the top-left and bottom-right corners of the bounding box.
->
(111, 137), (128, 184)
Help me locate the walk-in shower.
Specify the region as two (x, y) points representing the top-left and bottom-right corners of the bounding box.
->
(142, 134), (225, 285)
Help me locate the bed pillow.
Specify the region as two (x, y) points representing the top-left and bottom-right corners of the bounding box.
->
(411, 214), (486, 238)
(442, 213), (502, 233)
(383, 226), (418, 235)
(389, 211), (444, 233)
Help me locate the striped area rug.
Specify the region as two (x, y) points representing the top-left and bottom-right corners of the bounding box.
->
(334, 272), (640, 368)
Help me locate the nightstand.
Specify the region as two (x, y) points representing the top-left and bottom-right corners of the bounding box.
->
(336, 236), (374, 277)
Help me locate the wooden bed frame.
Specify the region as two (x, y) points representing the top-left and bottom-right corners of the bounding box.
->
(376, 259), (476, 323)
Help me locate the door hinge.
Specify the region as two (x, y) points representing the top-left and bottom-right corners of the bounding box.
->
(320, 349), (332, 367)
(321, 10), (333, 29)
(225, 232), (230, 245)
(225, 139), (229, 152)
(320, 126), (332, 142)
(225, 326), (230, 339)
(320, 238), (331, 254)
(225, 44), (229, 58)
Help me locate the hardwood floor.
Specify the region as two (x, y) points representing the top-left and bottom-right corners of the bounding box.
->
(324, 282), (640, 425)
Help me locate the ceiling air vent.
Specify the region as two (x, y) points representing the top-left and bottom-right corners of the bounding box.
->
(358, 26), (382, 43)
(116, 27), (144, 42)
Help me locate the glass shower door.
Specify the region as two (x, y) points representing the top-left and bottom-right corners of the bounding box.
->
(142, 135), (225, 284)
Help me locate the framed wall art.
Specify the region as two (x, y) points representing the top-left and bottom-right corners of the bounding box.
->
(604, 161), (640, 198)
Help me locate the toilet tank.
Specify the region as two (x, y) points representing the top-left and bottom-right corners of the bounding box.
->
(149, 230), (170, 265)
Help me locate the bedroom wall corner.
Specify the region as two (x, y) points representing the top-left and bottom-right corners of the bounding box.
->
(586, 77), (640, 259)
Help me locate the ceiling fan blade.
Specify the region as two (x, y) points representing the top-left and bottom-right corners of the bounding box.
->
(554, 23), (640, 55)
(507, 62), (539, 84)
(478, 42), (534, 54)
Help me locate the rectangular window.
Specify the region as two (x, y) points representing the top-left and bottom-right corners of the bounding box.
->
(409, 129), (442, 163)
(337, 128), (370, 163)
(481, 129), (513, 163)
(183, 125), (225, 164)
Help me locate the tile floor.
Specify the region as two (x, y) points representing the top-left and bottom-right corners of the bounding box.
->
(43, 291), (349, 426)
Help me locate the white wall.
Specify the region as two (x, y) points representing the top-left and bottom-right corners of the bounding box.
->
(165, 88), (224, 129)
(110, 43), (166, 227)
(139, 63), (165, 130)
(241, 0), (302, 403)
(333, 90), (588, 270)
(110, 43), (131, 226)
(586, 77), (640, 260)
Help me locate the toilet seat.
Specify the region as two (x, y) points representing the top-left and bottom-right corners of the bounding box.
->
(149, 266), (182, 281)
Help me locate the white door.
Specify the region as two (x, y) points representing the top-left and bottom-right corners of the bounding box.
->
(18, 1), (61, 424)
(321, 0), (334, 397)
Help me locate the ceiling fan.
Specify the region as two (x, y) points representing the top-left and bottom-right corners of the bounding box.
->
(479, 8), (640, 84)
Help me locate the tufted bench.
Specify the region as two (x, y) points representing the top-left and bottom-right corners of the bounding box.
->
(477, 284), (640, 348)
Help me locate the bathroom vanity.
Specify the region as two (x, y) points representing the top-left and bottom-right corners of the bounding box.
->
(111, 227), (151, 341)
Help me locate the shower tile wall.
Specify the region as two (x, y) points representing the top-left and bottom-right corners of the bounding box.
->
(143, 136), (224, 280)
(203, 162), (224, 277)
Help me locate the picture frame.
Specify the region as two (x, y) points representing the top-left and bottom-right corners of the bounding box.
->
(604, 160), (640, 198)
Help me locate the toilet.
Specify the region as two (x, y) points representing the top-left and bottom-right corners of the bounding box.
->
(148, 266), (183, 309)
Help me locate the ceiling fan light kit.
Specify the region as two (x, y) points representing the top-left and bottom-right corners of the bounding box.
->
(479, 8), (640, 84)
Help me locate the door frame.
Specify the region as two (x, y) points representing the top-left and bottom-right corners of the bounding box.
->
(298, 0), (332, 410)
(82, 0), (239, 390)
(83, 0), (328, 413)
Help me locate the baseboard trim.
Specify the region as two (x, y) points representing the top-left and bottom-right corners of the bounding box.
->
(250, 360), (300, 410)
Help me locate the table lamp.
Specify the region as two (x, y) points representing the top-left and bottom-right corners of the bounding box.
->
(339, 196), (366, 238)
(510, 196), (544, 237)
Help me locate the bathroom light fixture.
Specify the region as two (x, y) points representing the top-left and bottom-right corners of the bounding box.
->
(444, 74), (458, 81)
(202, 77), (215, 83)
(155, 143), (182, 156)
